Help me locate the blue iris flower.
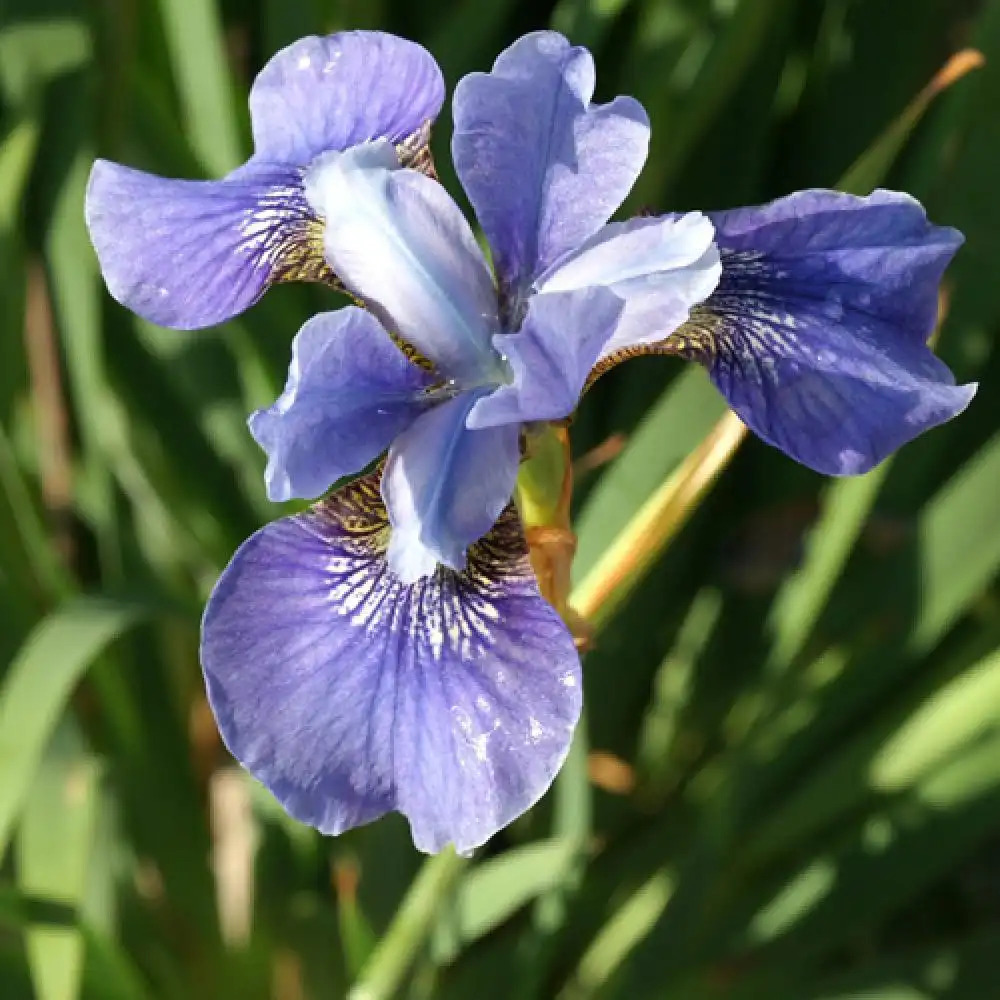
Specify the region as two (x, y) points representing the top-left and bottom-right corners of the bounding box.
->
(680, 191), (975, 474)
(85, 29), (975, 855)
(85, 31), (445, 328)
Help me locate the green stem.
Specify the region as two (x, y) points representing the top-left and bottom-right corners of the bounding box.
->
(347, 847), (468, 1000)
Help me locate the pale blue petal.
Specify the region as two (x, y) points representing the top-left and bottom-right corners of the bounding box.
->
(249, 307), (433, 502)
(305, 144), (501, 380)
(468, 288), (623, 429)
(536, 213), (721, 359)
(452, 30), (649, 294)
(383, 394), (520, 581)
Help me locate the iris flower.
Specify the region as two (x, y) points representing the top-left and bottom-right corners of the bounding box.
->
(206, 31), (721, 854)
(85, 31), (445, 328)
(662, 190), (975, 475)
(86, 29), (974, 854)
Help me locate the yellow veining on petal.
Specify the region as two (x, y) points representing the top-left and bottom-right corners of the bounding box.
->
(237, 181), (342, 291)
(311, 470), (536, 665)
(582, 306), (722, 393)
(238, 121), (440, 297)
(396, 120), (438, 180)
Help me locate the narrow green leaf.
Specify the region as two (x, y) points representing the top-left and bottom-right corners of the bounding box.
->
(910, 427), (1000, 650)
(0, 18), (91, 106)
(156, 0), (244, 175)
(766, 465), (890, 674)
(336, 856), (378, 980)
(628, 0), (791, 204)
(435, 839), (576, 962)
(0, 888), (77, 929)
(838, 49), (983, 196)
(0, 599), (145, 855)
(42, 82), (120, 578)
(17, 727), (100, 1000)
(557, 868), (674, 1000)
(801, 929), (1000, 1000)
(348, 848), (467, 1000)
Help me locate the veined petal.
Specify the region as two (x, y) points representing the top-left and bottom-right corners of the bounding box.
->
(249, 307), (433, 502)
(85, 160), (329, 329)
(248, 31), (445, 167)
(468, 288), (623, 429)
(452, 30), (650, 295)
(535, 212), (721, 360)
(305, 144), (501, 380)
(384, 394), (520, 582)
(201, 471), (581, 855)
(676, 189), (975, 475)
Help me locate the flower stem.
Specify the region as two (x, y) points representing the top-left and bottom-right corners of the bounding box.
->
(347, 847), (468, 1000)
(570, 411), (747, 629)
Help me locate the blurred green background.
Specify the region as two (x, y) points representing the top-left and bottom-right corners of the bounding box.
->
(3, 0), (1000, 998)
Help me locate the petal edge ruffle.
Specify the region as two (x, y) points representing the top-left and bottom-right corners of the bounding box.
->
(201, 471), (581, 854)
(249, 31), (445, 167)
(248, 307), (433, 502)
(85, 160), (330, 329)
(680, 189), (974, 474)
(452, 30), (649, 296)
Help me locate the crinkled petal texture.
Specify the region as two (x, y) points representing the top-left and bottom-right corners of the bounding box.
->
(248, 31), (444, 165)
(693, 189), (975, 475)
(201, 472), (581, 855)
(87, 30), (443, 329)
(249, 307), (433, 502)
(384, 393), (521, 582)
(85, 162), (327, 329)
(534, 212), (722, 361)
(452, 30), (649, 295)
(306, 143), (501, 381)
(469, 289), (623, 428)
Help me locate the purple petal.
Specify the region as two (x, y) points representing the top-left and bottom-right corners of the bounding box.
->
(468, 289), (623, 429)
(535, 212), (721, 360)
(452, 30), (649, 295)
(697, 189), (975, 474)
(304, 144), (501, 380)
(383, 394), (520, 582)
(85, 160), (326, 329)
(201, 472), (581, 855)
(248, 307), (433, 502)
(248, 31), (445, 167)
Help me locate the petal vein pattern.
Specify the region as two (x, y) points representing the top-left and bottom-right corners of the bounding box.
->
(200, 471), (581, 855)
(673, 189), (976, 474)
(85, 162), (329, 329)
(85, 31), (445, 329)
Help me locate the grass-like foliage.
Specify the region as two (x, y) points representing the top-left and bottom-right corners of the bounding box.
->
(2, 1), (1000, 998)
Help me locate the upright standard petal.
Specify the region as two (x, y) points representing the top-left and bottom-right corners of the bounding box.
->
(86, 160), (330, 329)
(673, 189), (975, 475)
(201, 472), (581, 855)
(305, 144), (501, 380)
(468, 288), (623, 429)
(452, 31), (649, 296)
(383, 394), (520, 582)
(535, 212), (722, 360)
(248, 31), (445, 167)
(249, 307), (433, 502)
